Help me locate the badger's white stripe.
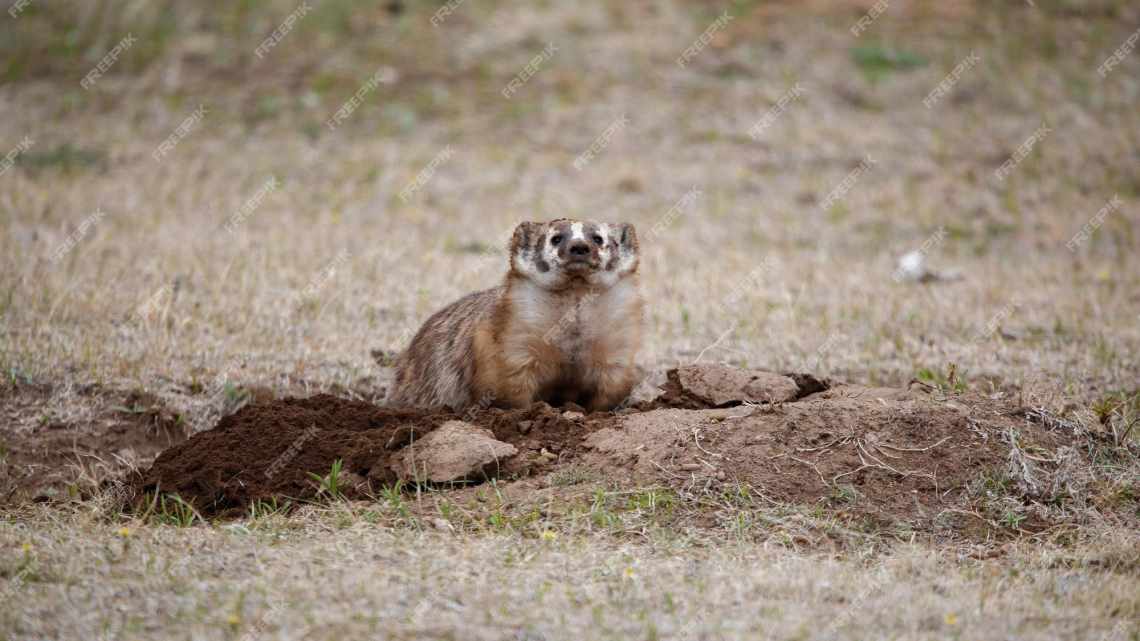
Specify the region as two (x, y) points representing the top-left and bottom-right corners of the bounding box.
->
(571, 222), (584, 241)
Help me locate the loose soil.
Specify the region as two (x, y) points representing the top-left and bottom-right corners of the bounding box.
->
(1, 366), (1103, 537)
(123, 365), (1085, 533)
(130, 396), (621, 517)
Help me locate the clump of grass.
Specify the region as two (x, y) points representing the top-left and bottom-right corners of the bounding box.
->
(140, 492), (202, 527)
(16, 144), (106, 173)
(851, 44), (927, 81)
(307, 459), (346, 501)
(1091, 391), (1140, 447)
(248, 497), (291, 523)
(915, 364), (967, 393)
(548, 465), (598, 487)
(378, 480), (412, 520)
(629, 487), (677, 514)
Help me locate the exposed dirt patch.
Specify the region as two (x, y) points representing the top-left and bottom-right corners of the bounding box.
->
(132, 396), (447, 516)
(130, 394), (620, 516)
(584, 387), (1009, 523)
(0, 382), (187, 505)
(120, 363), (1104, 537)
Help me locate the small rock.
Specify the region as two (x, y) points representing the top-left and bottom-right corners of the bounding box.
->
(715, 470), (726, 481)
(539, 448), (558, 462)
(666, 364), (800, 406)
(895, 250), (929, 282)
(562, 411), (585, 420)
(893, 250), (963, 283)
(391, 420), (517, 483)
(680, 463), (701, 472)
(518, 420), (534, 434)
(430, 518), (453, 531)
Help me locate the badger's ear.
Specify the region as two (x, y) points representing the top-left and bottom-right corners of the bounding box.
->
(614, 222), (639, 275)
(509, 221), (546, 274)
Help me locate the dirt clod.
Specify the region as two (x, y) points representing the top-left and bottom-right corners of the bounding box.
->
(657, 365), (807, 408)
(390, 420), (517, 483)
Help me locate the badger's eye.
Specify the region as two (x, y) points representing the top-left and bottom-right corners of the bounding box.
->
(550, 235), (563, 246)
(592, 235), (604, 245)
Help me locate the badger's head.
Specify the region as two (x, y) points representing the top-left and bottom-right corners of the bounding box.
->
(509, 219), (639, 290)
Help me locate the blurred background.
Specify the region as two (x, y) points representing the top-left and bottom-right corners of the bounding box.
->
(1, 0), (1137, 420)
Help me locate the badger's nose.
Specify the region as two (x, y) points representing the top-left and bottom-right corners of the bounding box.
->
(569, 241), (590, 257)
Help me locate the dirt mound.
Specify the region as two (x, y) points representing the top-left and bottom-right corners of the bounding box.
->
(134, 396), (445, 515)
(585, 387), (1000, 519)
(131, 394), (620, 516)
(129, 366), (1079, 528)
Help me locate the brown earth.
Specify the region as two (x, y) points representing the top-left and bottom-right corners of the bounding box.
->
(130, 395), (621, 517)
(121, 365), (1084, 533)
(0, 365), (1093, 535)
(0, 383), (188, 505)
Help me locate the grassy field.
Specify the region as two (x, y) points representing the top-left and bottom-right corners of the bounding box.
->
(2, 1), (1139, 639)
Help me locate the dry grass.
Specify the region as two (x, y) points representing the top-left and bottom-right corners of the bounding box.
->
(2, 0), (1139, 639)
(1, 501), (1137, 641)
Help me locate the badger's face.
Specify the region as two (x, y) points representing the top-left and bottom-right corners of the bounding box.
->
(510, 219), (639, 290)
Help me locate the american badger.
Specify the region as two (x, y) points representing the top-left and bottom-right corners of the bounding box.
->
(389, 219), (644, 412)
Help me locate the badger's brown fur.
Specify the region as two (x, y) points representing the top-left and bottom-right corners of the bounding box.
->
(388, 219), (644, 412)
